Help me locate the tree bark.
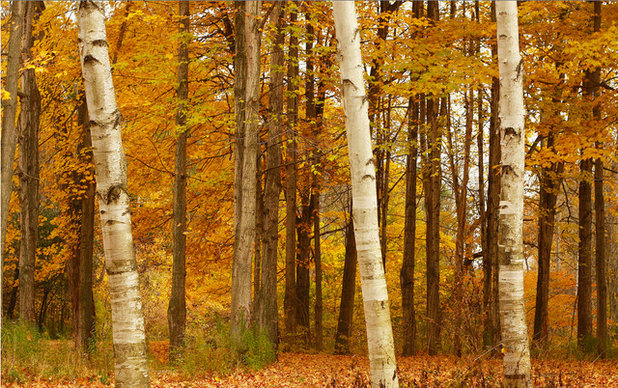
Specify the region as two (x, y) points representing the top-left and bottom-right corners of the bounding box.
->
(484, 2), (501, 350)
(1, 0), (26, 263)
(167, 0), (190, 362)
(313, 189), (323, 350)
(333, 2), (399, 386)
(296, 197), (312, 346)
(335, 217), (357, 355)
(425, 0), (441, 356)
(284, 5), (299, 339)
(77, 2), (149, 386)
(400, 97), (417, 356)
(257, 1), (284, 347)
(18, 1), (42, 324)
(231, 0), (261, 336)
(495, 2), (531, 386)
(533, 134), (562, 346)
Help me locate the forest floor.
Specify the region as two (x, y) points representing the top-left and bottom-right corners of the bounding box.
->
(3, 351), (617, 387)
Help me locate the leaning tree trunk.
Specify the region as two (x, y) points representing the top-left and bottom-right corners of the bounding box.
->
(333, 2), (398, 386)
(18, 1), (42, 325)
(167, 0), (190, 362)
(77, 2), (149, 386)
(1, 1), (26, 263)
(495, 2), (531, 386)
(231, 0), (261, 337)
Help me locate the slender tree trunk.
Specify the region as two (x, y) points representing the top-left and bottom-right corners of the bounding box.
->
(167, 0), (190, 362)
(533, 134), (562, 346)
(254, 160), (263, 305)
(257, 1), (284, 347)
(1, 1), (26, 263)
(425, 0), (441, 356)
(401, 97), (418, 356)
(296, 197), (312, 346)
(333, 2), (398, 386)
(595, 151), (607, 357)
(231, 0), (261, 336)
(313, 190), (323, 350)
(71, 96), (96, 354)
(284, 6), (299, 339)
(590, 1), (607, 358)
(495, 2), (531, 386)
(18, 1), (42, 324)
(335, 217), (357, 355)
(77, 3), (149, 386)
(577, 157), (593, 349)
(485, 2), (501, 350)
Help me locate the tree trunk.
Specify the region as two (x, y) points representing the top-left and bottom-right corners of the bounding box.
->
(495, 2), (531, 386)
(167, 0), (190, 362)
(1, 0), (26, 262)
(231, 0), (261, 336)
(401, 97), (418, 357)
(595, 152), (607, 357)
(18, 1), (42, 324)
(257, 1), (284, 347)
(335, 217), (357, 355)
(533, 134), (562, 346)
(590, 1), (607, 358)
(70, 96), (96, 354)
(484, 2), (501, 350)
(333, 2), (399, 386)
(313, 189), (323, 350)
(284, 6), (299, 339)
(77, 3), (149, 386)
(296, 197), (312, 346)
(425, 0), (441, 356)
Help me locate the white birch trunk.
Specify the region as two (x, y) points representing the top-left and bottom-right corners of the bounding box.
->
(77, 2), (149, 386)
(332, 2), (398, 387)
(495, 2), (532, 387)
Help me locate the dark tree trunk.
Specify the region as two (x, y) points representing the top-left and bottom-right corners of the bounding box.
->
(577, 156), (593, 350)
(533, 134), (563, 346)
(484, 2), (501, 349)
(313, 190), (322, 350)
(595, 152), (607, 357)
(284, 6), (299, 338)
(424, 0), (441, 356)
(578, 2), (601, 349)
(296, 197), (312, 346)
(18, 2), (42, 324)
(257, 1), (284, 347)
(401, 97), (418, 356)
(167, 0), (190, 361)
(335, 218), (357, 355)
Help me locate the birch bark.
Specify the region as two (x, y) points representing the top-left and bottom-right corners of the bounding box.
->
(495, 2), (531, 386)
(333, 2), (398, 386)
(77, 2), (149, 386)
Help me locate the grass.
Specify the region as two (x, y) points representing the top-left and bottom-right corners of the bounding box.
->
(1, 320), (109, 384)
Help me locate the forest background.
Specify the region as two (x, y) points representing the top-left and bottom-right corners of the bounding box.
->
(1, 0), (617, 385)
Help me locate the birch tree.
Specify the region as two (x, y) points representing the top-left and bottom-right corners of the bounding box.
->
(495, 2), (532, 386)
(332, 2), (398, 386)
(77, 2), (149, 386)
